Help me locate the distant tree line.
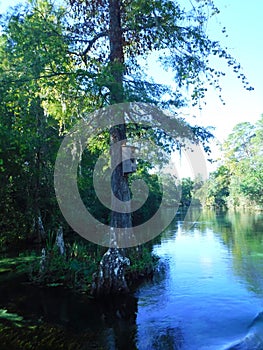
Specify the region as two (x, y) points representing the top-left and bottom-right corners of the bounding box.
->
(194, 115), (263, 209)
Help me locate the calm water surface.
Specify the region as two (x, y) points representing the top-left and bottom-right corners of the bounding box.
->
(136, 210), (263, 349)
(1, 210), (263, 349)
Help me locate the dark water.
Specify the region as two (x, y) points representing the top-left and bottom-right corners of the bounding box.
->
(1, 210), (263, 349)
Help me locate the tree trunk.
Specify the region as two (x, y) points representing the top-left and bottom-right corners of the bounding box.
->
(91, 0), (132, 297)
(108, 0), (132, 230)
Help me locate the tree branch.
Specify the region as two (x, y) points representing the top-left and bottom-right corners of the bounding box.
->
(82, 31), (108, 58)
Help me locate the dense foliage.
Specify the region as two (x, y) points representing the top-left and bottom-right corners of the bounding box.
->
(195, 115), (263, 209)
(0, 0), (238, 246)
(0, 0), (254, 293)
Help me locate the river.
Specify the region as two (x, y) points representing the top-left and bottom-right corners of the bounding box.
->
(1, 209), (263, 349)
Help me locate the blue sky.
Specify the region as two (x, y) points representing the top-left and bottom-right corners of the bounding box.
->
(145, 0), (263, 176)
(148, 0), (263, 141)
(200, 0), (263, 138)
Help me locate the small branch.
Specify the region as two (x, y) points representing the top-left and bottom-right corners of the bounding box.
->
(82, 31), (108, 57)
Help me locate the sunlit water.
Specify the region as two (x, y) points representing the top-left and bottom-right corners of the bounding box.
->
(1, 210), (263, 349)
(136, 210), (263, 349)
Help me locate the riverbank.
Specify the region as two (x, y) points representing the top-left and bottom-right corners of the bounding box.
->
(1, 210), (263, 349)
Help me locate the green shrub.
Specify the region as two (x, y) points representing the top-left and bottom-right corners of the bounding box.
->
(29, 236), (100, 292)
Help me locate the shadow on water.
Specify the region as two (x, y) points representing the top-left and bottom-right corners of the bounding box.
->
(0, 272), (139, 349)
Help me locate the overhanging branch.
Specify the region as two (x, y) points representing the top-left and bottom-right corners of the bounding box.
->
(82, 31), (108, 57)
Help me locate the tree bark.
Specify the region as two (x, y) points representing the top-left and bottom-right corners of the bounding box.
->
(108, 0), (132, 231)
(92, 0), (132, 297)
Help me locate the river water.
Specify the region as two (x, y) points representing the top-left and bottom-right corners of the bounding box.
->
(136, 209), (263, 349)
(1, 209), (263, 349)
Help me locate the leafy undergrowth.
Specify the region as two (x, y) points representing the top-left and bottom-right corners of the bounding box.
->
(126, 247), (159, 288)
(28, 240), (100, 293)
(1, 233), (159, 294)
(0, 254), (39, 280)
(25, 229), (159, 293)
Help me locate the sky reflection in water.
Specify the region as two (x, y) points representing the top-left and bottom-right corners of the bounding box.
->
(136, 211), (263, 350)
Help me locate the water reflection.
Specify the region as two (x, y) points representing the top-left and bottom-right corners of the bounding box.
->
(199, 210), (263, 296)
(136, 210), (263, 349)
(0, 277), (138, 349)
(1, 210), (263, 349)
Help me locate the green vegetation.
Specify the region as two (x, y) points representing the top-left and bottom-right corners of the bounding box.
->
(195, 115), (263, 209)
(0, 0), (251, 294)
(0, 254), (38, 275)
(0, 0), (245, 243)
(126, 247), (159, 283)
(0, 309), (24, 326)
(0, 5), (261, 349)
(28, 237), (100, 291)
(0, 232), (158, 293)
